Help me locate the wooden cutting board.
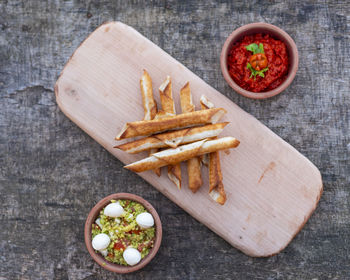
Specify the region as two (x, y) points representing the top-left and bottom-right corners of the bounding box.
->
(55, 22), (322, 257)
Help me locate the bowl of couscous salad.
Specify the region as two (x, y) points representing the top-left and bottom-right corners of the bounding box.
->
(84, 193), (162, 273)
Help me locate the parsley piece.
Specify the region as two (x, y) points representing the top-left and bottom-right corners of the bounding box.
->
(247, 63), (269, 80)
(245, 43), (265, 54)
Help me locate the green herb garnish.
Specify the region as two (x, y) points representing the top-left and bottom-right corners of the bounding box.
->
(246, 43), (265, 54)
(247, 63), (269, 79)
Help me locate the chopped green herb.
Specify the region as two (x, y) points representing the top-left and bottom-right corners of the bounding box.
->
(245, 43), (265, 54)
(247, 63), (269, 80)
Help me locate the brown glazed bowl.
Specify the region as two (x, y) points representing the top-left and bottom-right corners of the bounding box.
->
(220, 22), (299, 99)
(84, 193), (162, 273)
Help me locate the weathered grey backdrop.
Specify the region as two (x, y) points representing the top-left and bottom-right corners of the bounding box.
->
(1, 1), (349, 279)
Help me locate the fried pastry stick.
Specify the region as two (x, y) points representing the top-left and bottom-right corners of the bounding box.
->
(208, 149), (226, 205)
(140, 70), (157, 120)
(200, 95), (227, 205)
(180, 82), (202, 193)
(115, 108), (227, 140)
(124, 137), (240, 173)
(159, 76), (181, 189)
(140, 70), (161, 176)
(115, 122), (228, 153)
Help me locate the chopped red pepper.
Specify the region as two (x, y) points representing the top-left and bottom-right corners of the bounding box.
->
(127, 229), (141, 235)
(137, 243), (145, 252)
(113, 241), (125, 251)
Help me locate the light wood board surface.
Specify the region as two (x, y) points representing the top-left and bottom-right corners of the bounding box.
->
(55, 21), (322, 257)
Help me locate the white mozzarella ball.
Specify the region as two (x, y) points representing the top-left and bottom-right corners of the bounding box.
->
(123, 247), (141, 266)
(92, 233), (110, 251)
(136, 212), (154, 229)
(104, 203), (124, 217)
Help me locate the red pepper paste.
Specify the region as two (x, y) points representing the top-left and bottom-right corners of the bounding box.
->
(227, 33), (289, 92)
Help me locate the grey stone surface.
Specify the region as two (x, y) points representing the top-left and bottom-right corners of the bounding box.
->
(1, 0), (349, 279)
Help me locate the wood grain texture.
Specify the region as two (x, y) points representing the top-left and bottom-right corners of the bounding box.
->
(1, 1), (349, 279)
(55, 21), (322, 257)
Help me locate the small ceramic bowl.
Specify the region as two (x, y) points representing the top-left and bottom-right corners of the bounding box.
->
(84, 193), (162, 273)
(220, 22), (299, 99)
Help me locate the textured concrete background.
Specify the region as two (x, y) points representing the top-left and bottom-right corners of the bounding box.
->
(1, 1), (349, 279)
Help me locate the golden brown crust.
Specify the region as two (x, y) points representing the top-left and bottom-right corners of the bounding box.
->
(140, 70), (157, 120)
(208, 150), (226, 204)
(200, 96), (211, 168)
(115, 108), (227, 140)
(115, 117), (228, 153)
(200, 95), (215, 110)
(124, 137), (240, 172)
(149, 148), (161, 176)
(159, 76), (176, 115)
(199, 96), (211, 166)
(140, 70), (159, 176)
(187, 157), (203, 193)
(180, 82), (195, 113)
(200, 96), (226, 204)
(180, 81), (202, 192)
(159, 76), (181, 188)
(209, 181), (226, 205)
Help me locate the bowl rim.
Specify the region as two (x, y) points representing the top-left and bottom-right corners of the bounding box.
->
(220, 22), (299, 99)
(84, 193), (162, 274)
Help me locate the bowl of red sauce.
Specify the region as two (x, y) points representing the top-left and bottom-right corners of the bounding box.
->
(220, 23), (298, 99)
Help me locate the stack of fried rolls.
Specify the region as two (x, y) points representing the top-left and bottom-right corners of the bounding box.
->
(114, 70), (240, 205)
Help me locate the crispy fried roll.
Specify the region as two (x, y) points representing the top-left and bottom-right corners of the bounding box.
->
(180, 82), (202, 193)
(140, 70), (157, 120)
(115, 123), (228, 153)
(115, 108), (227, 140)
(200, 95), (227, 205)
(208, 147), (226, 205)
(159, 76), (181, 188)
(124, 137), (240, 172)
